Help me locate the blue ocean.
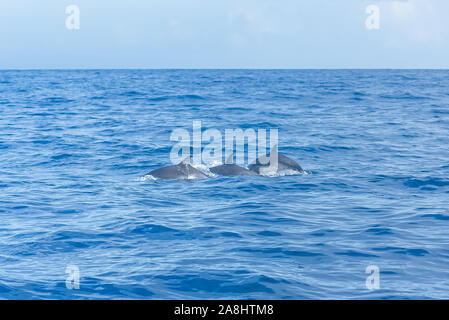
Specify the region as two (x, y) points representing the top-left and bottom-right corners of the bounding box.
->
(1, 69), (448, 299)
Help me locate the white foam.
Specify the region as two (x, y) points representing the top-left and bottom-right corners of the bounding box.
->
(139, 165), (310, 181)
(139, 174), (158, 181)
(258, 169), (309, 177)
(191, 163), (218, 178)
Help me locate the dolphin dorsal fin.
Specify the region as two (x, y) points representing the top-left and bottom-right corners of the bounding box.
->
(181, 156), (191, 165)
(225, 153), (234, 164)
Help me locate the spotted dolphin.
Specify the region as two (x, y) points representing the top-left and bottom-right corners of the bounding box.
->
(210, 154), (258, 176)
(248, 145), (304, 175)
(146, 157), (208, 180)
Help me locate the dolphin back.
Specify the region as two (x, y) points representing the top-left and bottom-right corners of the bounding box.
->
(210, 164), (258, 176)
(249, 153), (303, 174)
(278, 154), (304, 172)
(147, 165), (184, 180)
(147, 162), (208, 180)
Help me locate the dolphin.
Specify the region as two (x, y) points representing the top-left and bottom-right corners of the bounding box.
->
(146, 157), (208, 180)
(248, 145), (304, 175)
(210, 154), (258, 176)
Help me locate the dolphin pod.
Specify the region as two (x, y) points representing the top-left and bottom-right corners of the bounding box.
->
(145, 146), (304, 180)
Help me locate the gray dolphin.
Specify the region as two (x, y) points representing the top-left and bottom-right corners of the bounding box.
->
(146, 157), (208, 180)
(248, 145), (304, 174)
(210, 154), (258, 176)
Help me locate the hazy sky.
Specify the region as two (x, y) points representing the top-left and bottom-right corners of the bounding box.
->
(1, 0), (448, 69)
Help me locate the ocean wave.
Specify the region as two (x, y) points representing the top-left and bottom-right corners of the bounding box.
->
(379, 92), (431, 100)
(404, 178), (449, 188)
(147, 94), (206, 102)
(41, 97), (75, 104)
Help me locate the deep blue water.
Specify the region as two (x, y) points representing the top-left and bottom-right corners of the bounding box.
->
(1, 69), (449, 299)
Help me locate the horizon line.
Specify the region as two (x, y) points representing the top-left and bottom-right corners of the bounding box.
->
(1, 68), (449, 71)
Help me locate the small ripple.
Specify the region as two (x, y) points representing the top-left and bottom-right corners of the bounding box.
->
(147, 94), (206, 102)
(421, 214), (449, 221)
(220, 232), (242, 238)
(334, 250), (379, 258)
(129, 224), (180, 235)
(364, 226), (394, 235)
(257, 231), (282, 237)
(394, 248), (429, 256)
(372, 246), (429, 256)
(119, 90), (146, 97)
(41, 97), (75, 104)
(404, 178), (449, 188)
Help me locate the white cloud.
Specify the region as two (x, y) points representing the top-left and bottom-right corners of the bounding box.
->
(384, 0), (447, 45)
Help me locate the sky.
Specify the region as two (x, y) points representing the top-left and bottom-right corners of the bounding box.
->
(0, 0), (448, 69)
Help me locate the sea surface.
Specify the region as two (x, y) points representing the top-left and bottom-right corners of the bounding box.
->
(1, 70), (449, 299)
